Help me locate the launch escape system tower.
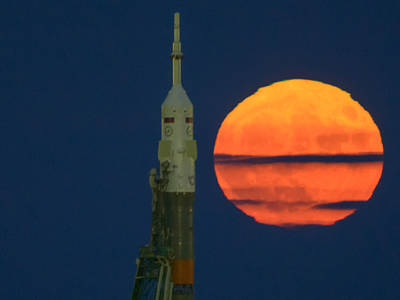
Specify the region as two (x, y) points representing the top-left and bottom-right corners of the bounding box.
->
(131, 13), (197, 300)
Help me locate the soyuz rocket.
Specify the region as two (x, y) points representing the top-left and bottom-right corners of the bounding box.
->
(131, 12), (197, 300)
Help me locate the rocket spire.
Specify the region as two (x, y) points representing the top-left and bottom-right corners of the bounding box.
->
(171, 12), (183, 86)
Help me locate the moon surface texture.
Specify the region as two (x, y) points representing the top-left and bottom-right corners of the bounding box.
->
(214, 79), (383, 227)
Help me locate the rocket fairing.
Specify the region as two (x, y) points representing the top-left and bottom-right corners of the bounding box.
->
(131, 12), (197, 300)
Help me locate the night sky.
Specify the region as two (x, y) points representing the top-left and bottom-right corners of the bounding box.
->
(1, 1), (399, 299)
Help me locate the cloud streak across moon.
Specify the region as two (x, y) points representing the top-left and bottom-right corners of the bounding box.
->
(214, 79), (383, 227)
(214, 153), (384, 164)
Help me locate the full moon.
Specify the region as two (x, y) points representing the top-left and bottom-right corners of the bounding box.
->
(214, 79), (383, 227)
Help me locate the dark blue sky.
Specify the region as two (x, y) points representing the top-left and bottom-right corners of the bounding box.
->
(1, 1), (399, 299)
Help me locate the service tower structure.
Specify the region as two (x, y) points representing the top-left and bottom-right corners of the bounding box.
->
(131, 12), (197, 300)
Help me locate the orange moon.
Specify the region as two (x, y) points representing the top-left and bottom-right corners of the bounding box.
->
(214, 79), (383, 227)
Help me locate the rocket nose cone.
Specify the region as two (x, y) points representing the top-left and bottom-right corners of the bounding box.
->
(163, 84), (192, 107)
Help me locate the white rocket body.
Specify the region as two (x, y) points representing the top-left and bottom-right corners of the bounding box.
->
(158, 13), (197, 193)
(160, 85), (196, 192)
